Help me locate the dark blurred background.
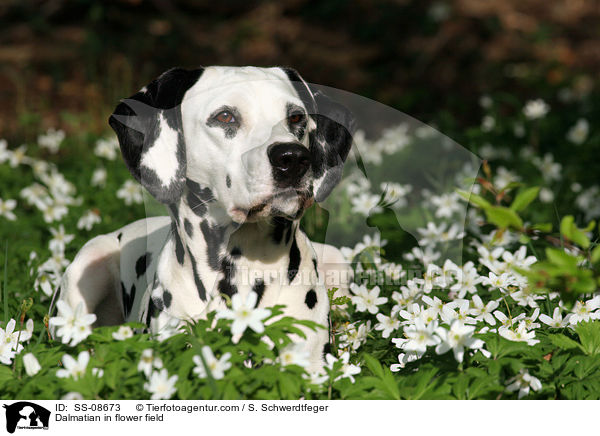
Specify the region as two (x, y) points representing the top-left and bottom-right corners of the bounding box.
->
(1, 0), (599, 140)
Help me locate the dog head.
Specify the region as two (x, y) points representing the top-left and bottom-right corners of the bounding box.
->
(109, 66), (355, 223)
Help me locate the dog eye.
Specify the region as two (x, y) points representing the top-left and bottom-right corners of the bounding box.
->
(215, 111), (236, 124)
(288, 113), (304, 124)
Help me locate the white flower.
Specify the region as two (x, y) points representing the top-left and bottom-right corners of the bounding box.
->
(193, 346), (232, 379)
(566, 118), (589, 145)
(112, 325), (134, 341)
(510, 289), (544, 308)
(481, 272), (515, 292)
(303, 371), (328, 385)
(138, 349), (163, 377)
(49, 225), (74, 253)
(381, 182), (412, 209)
(435, 321), (485, 363)
(117, 180), (143, 205)
(0, 139), (9, 163)
(374, 124), (410, 154)
(499, 321), (539, 346)
(441, 299), (476, 325)
(351, 192), (382, 216)
(532, 153), (561, 182)
(0, 328), (17, 364)
(481, 115), (495, 132)
(0, 198), (17, 221)
(91, 167), (107, 187)
(403, 246), (441, 266)
(277, 343), (310, 368)
(49, 301), (97, 346)
(430, 192), (463, 218)
(568, 296), (600, 325)
(23, 352), (41, 376)
(94, 137), (119, 160)
(494, 167), (520, 190)
(469, 295), (499, 325)
(539, 307), (570, 328)
(374, 313), (400, 338)
(38, 200), (69, 223)
(400, 319), (440, 354)
(77, 209), (101, 231)
(350, 284), (387, 314)
(20, 183), (49, 208)
(523, 99), (549, 120)
(216, 291), (270, 343)
(38, 128), (65, 153)
(62, 392), (84, 400)
(339, 321), (370, 351)
(9, 145), (31, 167)
(479, 95), (492, 108)
(56, 351), (90, 380)
(39, 250), (70, 274)
(506, 369), (542, 399)
(325, 351), (361, 383)
(144, 369), (178, 399)
(390, 351), (422, 371)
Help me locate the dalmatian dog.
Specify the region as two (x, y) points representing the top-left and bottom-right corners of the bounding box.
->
(58, 66), (355, 371)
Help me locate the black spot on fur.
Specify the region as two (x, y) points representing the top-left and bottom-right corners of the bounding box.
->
(168, 204), (179, 223)
(108, 68), (204, 205)
(252, 278), (265, 307)
(122, 283), (136, 318)
(172, 222), (185, 265)
(186, 179), (215, 217)
(230, 246), (241, 257)
(323, 342), (332, 357)
(288, 236), (300, 283)
(145, 297), (157, 327)
(188, 247), (207, 301)
(285, 225), (293, 244)
(312, 258), (319, 278)
(117, 232), (123, 242)
(153, 297), (164, 312)
(163, 290), (172, 308)
(187, 190), (207, 216)
(135, 252), (151, 278)
(272, 217), (292, 244)
(200, 220), (227, 270)
(184, 218), (193, 237)
(305, 289), (317, 309)
(226, 174), (231, 188)
(218, 256), (237, 298)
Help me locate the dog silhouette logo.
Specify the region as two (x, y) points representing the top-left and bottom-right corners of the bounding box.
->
(3, 402), (50, 433)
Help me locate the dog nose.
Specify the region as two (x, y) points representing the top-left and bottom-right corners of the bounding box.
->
(268, 142), (311, 187)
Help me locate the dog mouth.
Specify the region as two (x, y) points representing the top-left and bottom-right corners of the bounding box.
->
(230, 190), (314, 223)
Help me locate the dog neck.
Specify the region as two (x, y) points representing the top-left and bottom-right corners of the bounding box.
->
(154, 179), (299, 317)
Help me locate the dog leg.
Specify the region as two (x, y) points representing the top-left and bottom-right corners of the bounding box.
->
(59, 234), (123, 326)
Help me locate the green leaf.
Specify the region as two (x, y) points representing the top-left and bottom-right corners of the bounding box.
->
(457, 189), (491, 209)
(591, 245), (600, 264)
(575, 322), (600, 356)
(485, 206), (523, 229)
(530, 222), (553, 233)
(548, 334), (583, 352)
(560, 215), (591, 249)
(545, 248), (579, 269)
(363, 354), (384, 378)
(510, 186), (540, 212)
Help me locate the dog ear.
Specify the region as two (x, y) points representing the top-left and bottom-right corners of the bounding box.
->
(282, 68), (355, 202)
(108, 67), (203, 204)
